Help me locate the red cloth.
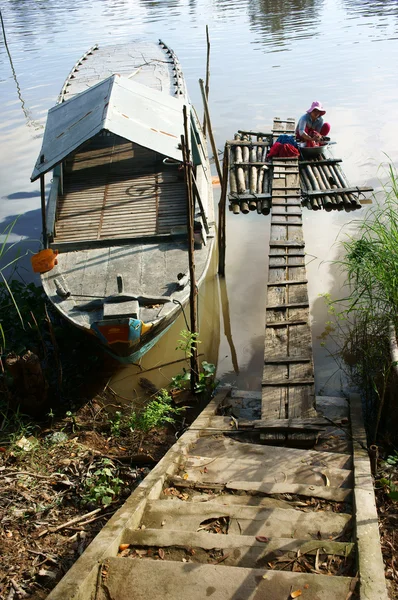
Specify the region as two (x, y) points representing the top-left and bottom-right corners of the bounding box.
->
(267, 142), (300, 159)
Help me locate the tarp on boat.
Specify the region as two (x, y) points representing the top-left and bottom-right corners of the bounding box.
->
(31, 74), (187, 181)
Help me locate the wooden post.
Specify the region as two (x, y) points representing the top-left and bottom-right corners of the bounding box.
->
(218, 143), (229, 276)
(182, 107), (199, 393)
(40, 174), (48, 248)
(199, 78), (222, 184)
(202, 25), (210, 137)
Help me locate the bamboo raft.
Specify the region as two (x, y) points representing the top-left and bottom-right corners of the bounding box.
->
(226, 123), (373, 213)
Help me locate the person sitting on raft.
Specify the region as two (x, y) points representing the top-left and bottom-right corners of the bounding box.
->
(296, 101), (330, 147)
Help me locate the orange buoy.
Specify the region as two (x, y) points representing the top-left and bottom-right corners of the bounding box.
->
(31, 249), (59, 274)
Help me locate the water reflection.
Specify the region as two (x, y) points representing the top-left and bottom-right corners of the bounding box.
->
(248, 0), (323, 44)
(343, 0), (398, 19)
(1, 0), (398, 396)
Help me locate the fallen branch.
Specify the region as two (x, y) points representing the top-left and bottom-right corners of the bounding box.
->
(38, 507), (102, 537)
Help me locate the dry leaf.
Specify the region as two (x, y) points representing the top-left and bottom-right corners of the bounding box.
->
(290, 591), (302, 599)
(119, 544), (130, 552)
(262, 574), (268, 579)
(183, 473), (189, 480)
(322, 472), (331, 487)
(158, 548), (165, 560)
(304, 584), (309, 589)
(255, 536), (269, 543)
(161, 520), (166, 527)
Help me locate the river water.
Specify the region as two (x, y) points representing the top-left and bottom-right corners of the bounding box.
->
(1, 0), (398, 399)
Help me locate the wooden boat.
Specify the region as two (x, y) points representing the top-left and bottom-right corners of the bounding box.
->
(31, 41), (215, 362)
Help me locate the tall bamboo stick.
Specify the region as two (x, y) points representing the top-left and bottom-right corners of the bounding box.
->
(40, 175), (48, 248)
(199, 78), (222, 184)
(218, 143), (229, 276)
(202, 25), (210, 137)
(182, 106), (198, 392)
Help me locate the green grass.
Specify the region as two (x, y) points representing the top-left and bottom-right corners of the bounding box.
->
(324, 163), (398, 443)
(338, 163), (398, 326)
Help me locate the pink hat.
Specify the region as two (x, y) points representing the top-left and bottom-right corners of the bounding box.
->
(306, 101), (326, 116)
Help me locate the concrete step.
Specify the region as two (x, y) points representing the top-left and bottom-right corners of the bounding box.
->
(142, 499), (352, 540)
(165, 479), (353, 503)
(189, 436), (353, 470)
(96, 557), (355, 600)
(122, 527), (355, 567)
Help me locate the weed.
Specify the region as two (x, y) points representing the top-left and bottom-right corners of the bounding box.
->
(170, 369), (191, 391)
(176, 329), (200, 358)
(195, 360), (217, 394)
(129, 389), (184, 433)
(110, 410), (123, 437)
(83, 458), (123, 506)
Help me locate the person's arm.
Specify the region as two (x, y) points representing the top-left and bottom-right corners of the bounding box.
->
(312, 118), (324, 138)
(297, 115), (314, 142)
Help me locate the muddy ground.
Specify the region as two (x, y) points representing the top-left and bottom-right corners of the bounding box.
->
(0, 386), (186, 599)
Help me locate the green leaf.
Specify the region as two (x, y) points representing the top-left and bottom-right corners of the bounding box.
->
(388, 490), (398, 501)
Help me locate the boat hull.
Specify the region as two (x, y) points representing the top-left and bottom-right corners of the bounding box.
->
(34, 41), (215, 363)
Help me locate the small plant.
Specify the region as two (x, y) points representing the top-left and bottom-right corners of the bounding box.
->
(384, 451), (398, 467)
(110, 410), (123, 437)
(170, 369), (191, 391)
(176, 329), (200, 358)
(83, 458), (123, 506)
(195, 360), (217, 394)
(129, 389), (184, 433)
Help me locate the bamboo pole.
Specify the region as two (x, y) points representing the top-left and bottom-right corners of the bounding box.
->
(322, 162), (342, 208)
(40, 175), (48, 248)
(240, 135), (250, 213)
(312, 164), (332, 210)
(218, 143), (229, 276)
(249, 146), (257, 209)
(202, 25), (211, 137)
(182, 107), (199, 392)
(199, 78), (222, 184)
(300, 168), (318, 210)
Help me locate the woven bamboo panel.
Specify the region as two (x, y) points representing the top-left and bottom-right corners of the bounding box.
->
(54, 134), (186, 243)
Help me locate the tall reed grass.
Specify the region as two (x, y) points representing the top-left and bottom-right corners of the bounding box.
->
(329, 163), (398, 443)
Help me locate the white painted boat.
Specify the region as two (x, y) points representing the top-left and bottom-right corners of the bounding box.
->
(31, 41), (215, 362)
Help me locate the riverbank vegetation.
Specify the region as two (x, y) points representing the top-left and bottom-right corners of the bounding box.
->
(321, 163), (398, 596)
(0, 235), (217, 597)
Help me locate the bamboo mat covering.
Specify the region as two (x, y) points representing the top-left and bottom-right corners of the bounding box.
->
(54, 134), (186, 243)
(262, 118), (315, 423)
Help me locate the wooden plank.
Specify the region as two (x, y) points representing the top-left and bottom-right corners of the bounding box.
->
(269, 263), (305, 268)
(266, 319), (307, 327)
(237, 417), (329, 430)
(264, 356), (311, 363)
(271, 219), (303, 225)
(267, 280), (307, 286)
(269, 241), (305, 247)
(262, 379), (315, 386)
(266, 302), (309, 309)
(305, 186), (373, 197)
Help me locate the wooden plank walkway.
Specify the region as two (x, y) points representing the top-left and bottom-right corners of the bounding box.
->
(263, 118), (315, 420)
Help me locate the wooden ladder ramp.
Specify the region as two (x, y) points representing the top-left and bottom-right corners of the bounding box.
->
(264, 118), (315, 423)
